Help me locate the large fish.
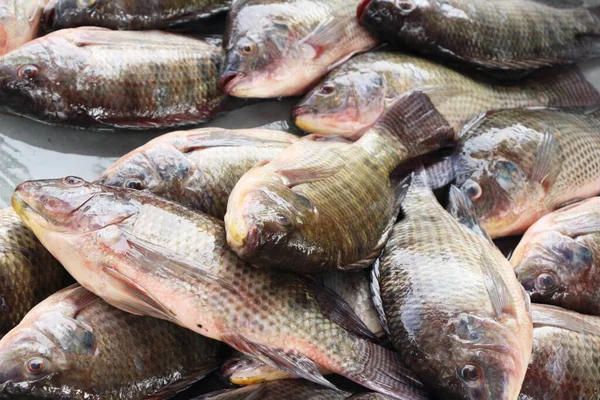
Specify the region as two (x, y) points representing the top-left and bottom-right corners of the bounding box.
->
(0, 27), (225, 129)
(0, 284), (221, 399)
(12, 177), (428, 400)
(358, 0), (600, 72)
(219, 0), (377, 98)
(225, 92), (455, 272)
(293, 52), (600, 139)
(512, 198), (600, 316)
(98, 128), (298, 219)
(43, 0), (231, 31)
(194, 380), (351, 400)
(373, 173), (532, 399)
(519, 305), (600, 399)
(0, 207), (64, 336)
(0, 0), (48, 55)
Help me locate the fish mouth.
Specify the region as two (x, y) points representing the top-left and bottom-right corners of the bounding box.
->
(357, 0), (373, 21)
(218, 71), (246, 95)
(291, 105), (316, 120)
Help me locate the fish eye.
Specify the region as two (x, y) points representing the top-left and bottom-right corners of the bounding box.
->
(319, 83), (335, 95)
(275, 213), (291, 227)
(463, 180), (482, 201)
(63, 176), (85, 187)
(460, 365), (482, 382)
(17, 65), (38, 80)
(125, 178), (144, 190)
(77, 0), (97, 8)
(240, 41), (256, 56)
(535, 273), (557, 293)
(26, 357), (46, 375)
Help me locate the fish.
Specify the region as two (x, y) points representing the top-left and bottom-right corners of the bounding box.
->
(0, 284), (221, 399)
(293, 51), (600, 139)
(373, 172), (533, 399)
(0, 27), (226, 129)
(511, 197), (600, 316)
(219, 0), (378, 98)
(193, 380), (351, 400)
(445, 108), (600, 239)
(222, 352), (305, 385)
(0, 207), (65, 336)
(98, 128), (298, 219)
(519, 305), (600, 399)
(12, 177), (429, 400)
(225, 91), (455, 272)
(347, 395), (397, 400)
(358, 0), (600, 72)
(43, 0), (231, 31)
(0, 0), (48, 56)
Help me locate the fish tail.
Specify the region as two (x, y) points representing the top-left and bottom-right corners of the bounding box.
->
(531, 67), (600, 108)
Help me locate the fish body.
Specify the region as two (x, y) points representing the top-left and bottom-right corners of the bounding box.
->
(219, 0), (377, 98)
(0, 284), (220, 399)
(0, 27), (225, 129)
(0, 208), (64, 335)
(358, 0), (600, 71)
(451, 108), (600, 238)
(99, 128), (298, 219)
(12, 178), (427, 400)
(194, 380), (351, 400)
(44, 0), (231, 30)
(0, 0), (48, 56)
(375, 174), (533, 399)
(512, 198), (600, 315)
(293, 51), (600, 139)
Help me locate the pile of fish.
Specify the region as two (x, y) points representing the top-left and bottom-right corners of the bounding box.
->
(1, 0), (600, 399)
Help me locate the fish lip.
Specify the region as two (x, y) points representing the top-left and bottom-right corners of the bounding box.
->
(357, 0), (374, 21)
(291, 105), (317, 120)
(218, 71), (246, 94)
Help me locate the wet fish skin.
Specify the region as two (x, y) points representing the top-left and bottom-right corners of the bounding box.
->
(0, 27), (225, 130)
(194, 380), (351, 400)
(375, 174), (532, 399)
(44, 0), (231, 31)
(0, 284), (220, 399)
(12, 177), (428, 400)
(0, 0), (48, 56)
(293, 51), (600, 138)
(358, 0), (600, 71)
(98, 128), (298, 219)
(0, 207), (64, 336)
(219, 0), (377, 98)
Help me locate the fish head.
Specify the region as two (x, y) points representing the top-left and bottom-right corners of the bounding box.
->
(98, 150), (170, 194)
(357, 0), (431, 30)
(293, 71), (386, 138)
(43, 0), (109, 30)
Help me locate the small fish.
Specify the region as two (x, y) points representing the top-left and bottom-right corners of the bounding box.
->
(193, 380), (351, 400)
(219, 0), (377, 98)
(0, 284), (221, 399)
(0, 207), (64, 335)
(43, 0), (231, 31)
(0, 0), (48, 56)
(225, 91), (455, 272)
(293, 52), (600, 139)
(512, 198), (600, 315)
(12, 177), (428, 400)
(98, 128), (298, 219)
(374, 172), (532, 399)
(519, 305), (600, 399)
(0, 27), (225, 129)
(358, 0), (600, 72)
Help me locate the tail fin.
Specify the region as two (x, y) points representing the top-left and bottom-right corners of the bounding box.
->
(530, 67), (600, 108)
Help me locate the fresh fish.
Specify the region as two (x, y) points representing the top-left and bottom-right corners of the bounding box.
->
(12, 177), (428, 400)
(194, 380), (351, 400)
(512, 198), (600, 315)
(0, 284), (220, 399)
(0, 207), (64, 336)
(0, 27), (225, 129)
(43, 0), (231, 31)
(447, 108), (600, 239)
(0, 0), (48, 55)
(358, 0), (600, 72)
(293, 52), (600, 139)
(222, 352), (305, 385)
(219, 0), (378, 98)
(519, 305), (600, 399)
(225, 91), (455, 272)
(374, 172), (533, 399)
(98, 128), (298, 219)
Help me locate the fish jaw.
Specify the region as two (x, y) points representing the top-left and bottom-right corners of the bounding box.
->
(220, 65), (320, 98)
(292, 107), (368, 139)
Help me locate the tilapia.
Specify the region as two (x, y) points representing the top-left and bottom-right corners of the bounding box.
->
(98, 128), (298, 219)
(0, 284), (220, 399)
(358, 0), (600, 71)
(223, 352), (304, 385)
(43, 0), (231, 31)
(374, 172), (532, 399)
(194, 380), (351, 400)
(446, 108), (600, 239)
(12, 177), (428, 400)
(519, 305), (600, 399)
(512, 198), (600, 316)
(0, 27), (225, 129)
(225, 91), (455, 272)
(0, 207), (64, 335)
(293, 52), (600, 139)
(0, 0), (48, 55)
(219, 0), (378, 98)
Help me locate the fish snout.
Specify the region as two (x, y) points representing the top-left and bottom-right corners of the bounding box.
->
(291, 105), (316, 120)
(218, 70), (245, 94)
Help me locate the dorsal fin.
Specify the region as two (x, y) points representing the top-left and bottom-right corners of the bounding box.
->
(63, 285), (103, 319)
(532, 304), (600, 335)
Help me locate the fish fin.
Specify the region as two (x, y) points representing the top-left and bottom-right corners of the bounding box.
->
(370, 259), (393, 339)
(299, 16), (348, 59)
(479, 253), (515, 320)
(447, 185), (493, 243)
(521, 285), (532, 317)
(275, 164), (342, 188)
(181, 129), (295, 152)
(222, 334), (337, 390)
(373, 91), (455, 159)
(532, 304), (600, 335)
(193, 384), (267, 400)
(529, 67), (600, 108)
(457, 111), (492, 140)
(530, 131), (561, 190)
(424, 157), (457, 189)
(63, 285), (103, 319)
(300, 275), (378, 341)
(554, 208), (600, 237)
(146, 363), (220, 400)
(325, 45), (374, 72)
